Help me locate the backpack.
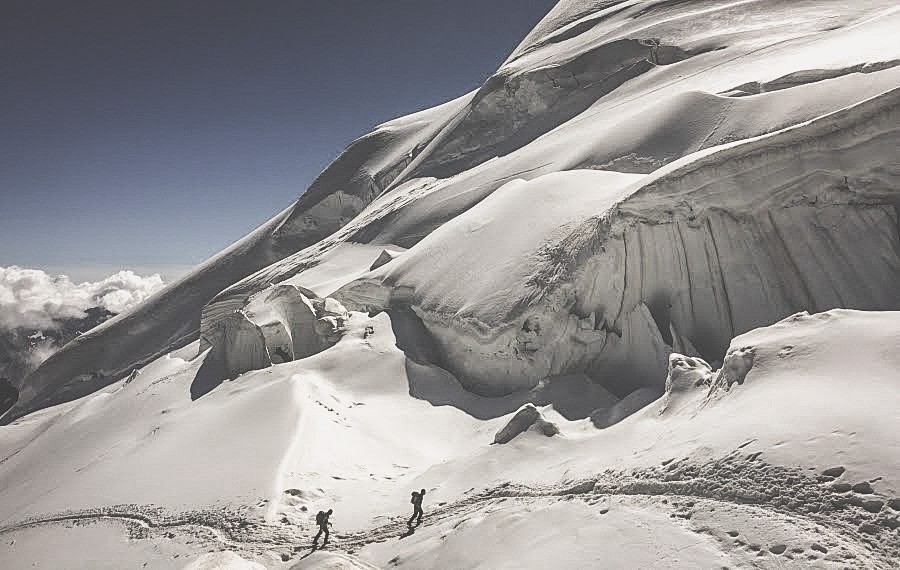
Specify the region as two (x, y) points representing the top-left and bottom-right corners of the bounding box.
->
(410, 492), (417, 505)
(316, 511), (325, 525)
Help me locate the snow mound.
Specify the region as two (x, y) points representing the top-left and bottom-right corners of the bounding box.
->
(182, 551), (265, 570)
(361, 500), (731, 569)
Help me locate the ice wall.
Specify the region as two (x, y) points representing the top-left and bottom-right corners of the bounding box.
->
(336, 89), (900, 397)
(197, 286), (348, 391)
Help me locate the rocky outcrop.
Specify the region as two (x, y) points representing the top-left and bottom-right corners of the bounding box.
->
(369, 249), (404, 271)
(493, 404), (559, 444)
(658, 353), (714, 416)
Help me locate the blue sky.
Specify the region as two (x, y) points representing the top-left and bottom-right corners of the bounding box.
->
(0, 0), (556, 281)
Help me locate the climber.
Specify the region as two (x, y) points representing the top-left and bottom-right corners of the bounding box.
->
(408, 489), (426, 526)
(313, 508), (333, 546)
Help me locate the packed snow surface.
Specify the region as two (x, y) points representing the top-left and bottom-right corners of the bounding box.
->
(2, 0), (900, 568)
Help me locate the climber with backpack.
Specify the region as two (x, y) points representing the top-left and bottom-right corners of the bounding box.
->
(313, 508), (333, 547)
(408, 489), (426, 526)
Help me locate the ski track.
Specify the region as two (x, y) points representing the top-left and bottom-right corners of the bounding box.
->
(3, 452), (897, 567)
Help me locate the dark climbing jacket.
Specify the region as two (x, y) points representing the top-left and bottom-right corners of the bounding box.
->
(411, 492), (423, 507)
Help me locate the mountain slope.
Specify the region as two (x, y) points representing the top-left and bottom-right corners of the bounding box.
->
(9, 93), (470, 421)
(2, 1), (899, 568)
(14, 0), (900, 420)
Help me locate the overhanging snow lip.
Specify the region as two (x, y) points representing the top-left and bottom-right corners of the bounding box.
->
(617, 85), (900, 211)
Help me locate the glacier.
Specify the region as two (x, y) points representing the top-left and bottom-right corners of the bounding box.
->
(2, 1), (899, 568)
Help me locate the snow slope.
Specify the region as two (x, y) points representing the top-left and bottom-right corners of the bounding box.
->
(2, 309), (898, 568)
(2, 0), (899, 568)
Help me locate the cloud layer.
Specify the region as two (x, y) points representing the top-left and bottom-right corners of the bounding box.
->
(0, 266), (166, 330)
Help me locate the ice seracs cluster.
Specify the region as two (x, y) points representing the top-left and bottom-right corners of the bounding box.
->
(196, 284), (349, 393)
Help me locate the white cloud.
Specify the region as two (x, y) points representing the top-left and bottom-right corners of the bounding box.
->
(0, 266), (166, 330)
(24, 339), (58, 370)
